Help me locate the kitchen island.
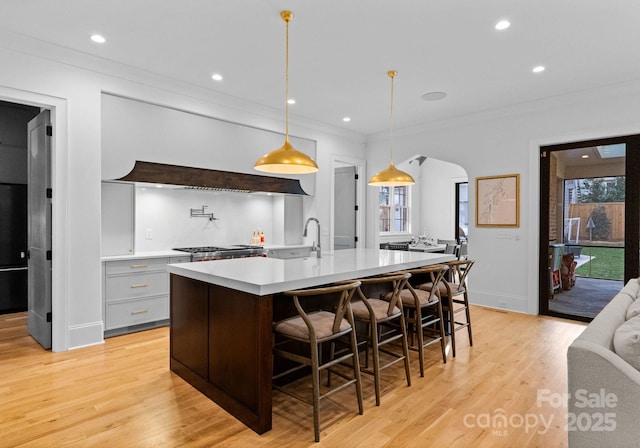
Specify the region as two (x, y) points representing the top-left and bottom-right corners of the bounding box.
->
(167, 248), (454, 434)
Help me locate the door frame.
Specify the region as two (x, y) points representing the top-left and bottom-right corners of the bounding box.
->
(453, 178), (468, 242)
(538, 134), (640, 319)
(330, 155), (366, 250)
(0, 86), (69, 351)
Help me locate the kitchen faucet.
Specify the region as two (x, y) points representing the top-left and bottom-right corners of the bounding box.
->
(303, 217), (321, 258)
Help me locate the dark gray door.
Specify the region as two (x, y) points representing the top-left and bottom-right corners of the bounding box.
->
(334, 166), (357, 249)
(27, 110), (52, 349)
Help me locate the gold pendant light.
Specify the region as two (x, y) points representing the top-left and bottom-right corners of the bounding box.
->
(255, 10), (318, 174)
(368, 71), (415, 186)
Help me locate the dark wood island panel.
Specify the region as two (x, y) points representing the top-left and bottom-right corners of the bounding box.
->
(170, 274), (273, 434)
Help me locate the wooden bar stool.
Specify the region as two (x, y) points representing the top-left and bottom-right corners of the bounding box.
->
(350, 272), (412, 406)
(418, 259), (475, 357)
(391, 264), (449, 376)
(272, 281), (364, 442)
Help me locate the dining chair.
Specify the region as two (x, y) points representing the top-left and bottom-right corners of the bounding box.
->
(417, 260), (475, 357)
(350, 272), (412, 406)
(388, 264), (449, 376)
(444, 243), (459, 255)
(272, 281), (364, 442)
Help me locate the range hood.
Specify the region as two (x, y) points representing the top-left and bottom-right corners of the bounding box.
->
(116, 160), (308, 195)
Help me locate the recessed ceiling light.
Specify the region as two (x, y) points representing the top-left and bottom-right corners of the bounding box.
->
(495, 20), (511, 31)
(211, 73), (223, 81)
(90, 34), (106, 43)
(421, 91), (447, 101)
(532, 65), (545, 73)
(343, 117), (351, 122)
(581, 155), (589, 159)
(287, 98), (296, 105)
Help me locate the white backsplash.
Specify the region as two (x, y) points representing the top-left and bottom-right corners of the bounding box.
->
(135, 186), (275, 251)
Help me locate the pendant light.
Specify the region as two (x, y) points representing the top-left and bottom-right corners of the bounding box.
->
(368, 71), (415, 186)
(255, 10), (318, 174)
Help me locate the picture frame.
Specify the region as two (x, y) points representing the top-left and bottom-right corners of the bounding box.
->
(475, 173), (520, 227)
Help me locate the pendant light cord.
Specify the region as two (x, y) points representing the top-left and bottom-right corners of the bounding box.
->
(285, 15), (290, 142)
(389, 72), (395, 163)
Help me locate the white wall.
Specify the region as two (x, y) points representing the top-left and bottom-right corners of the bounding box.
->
(419, 158), (467, 240)
(366, 79), (640, 315)
(135, 187), (276, 251)
(0, 29), (365, 350)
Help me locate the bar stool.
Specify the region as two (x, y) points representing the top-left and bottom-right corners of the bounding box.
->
(272, 281), (364, 442)
(389, 264), (449, 376)
(417, 260), (475, 357)
(350, 272), (412, 406)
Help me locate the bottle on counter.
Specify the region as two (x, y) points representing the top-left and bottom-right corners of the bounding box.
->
(260, 230), (265, 245)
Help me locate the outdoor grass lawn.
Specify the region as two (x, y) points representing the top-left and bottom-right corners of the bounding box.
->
(575, 246), (624, 280)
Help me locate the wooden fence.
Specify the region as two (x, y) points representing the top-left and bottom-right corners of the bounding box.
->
(567, 202), (624, 242)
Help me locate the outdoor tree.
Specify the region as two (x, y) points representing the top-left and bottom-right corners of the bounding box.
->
(580, 176), (625, 203)
(587, 205), (611, 241)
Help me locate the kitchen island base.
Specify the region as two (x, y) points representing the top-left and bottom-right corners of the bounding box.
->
(168, 249), (454, 435)
(170, 274), (273, 434)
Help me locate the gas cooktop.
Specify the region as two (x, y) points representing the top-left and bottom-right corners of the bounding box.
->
(173, 246), (242, 253)
(173, 245), (267, 260)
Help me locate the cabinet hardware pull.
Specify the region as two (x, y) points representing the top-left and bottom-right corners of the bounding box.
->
(130, 264), (148, 268)
(131, 283), (149, 288)
(131, 309), (149, 315)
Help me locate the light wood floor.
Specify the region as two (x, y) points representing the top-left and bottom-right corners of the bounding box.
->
(0, 306), (585, 447)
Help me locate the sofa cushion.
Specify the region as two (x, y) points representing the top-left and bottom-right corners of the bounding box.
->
(627, 299), (640, 320)
(620, 277), (640, 301)
(613, 315), (640, 370)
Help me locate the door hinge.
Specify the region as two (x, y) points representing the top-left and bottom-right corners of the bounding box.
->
(46, 250), (52, 261)
(354, 205), (359, 211)
(46, 312), (52, 323)
(541, 151), (547, 158)
(355, 236), (358, 243)
(46, 125), (53, 137)
(46, 188), (52, 199)
(354, 173), (359, 180)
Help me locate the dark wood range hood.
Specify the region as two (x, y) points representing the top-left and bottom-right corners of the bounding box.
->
(116, 160), (308, 195)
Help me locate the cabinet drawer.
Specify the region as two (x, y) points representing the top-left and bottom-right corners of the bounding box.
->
(105, 258), (169, 275)
(105, 271), (168, 301)
(105, 296), (168, 330)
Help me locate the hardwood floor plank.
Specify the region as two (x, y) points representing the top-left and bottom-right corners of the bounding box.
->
(0, 307), (585, 447)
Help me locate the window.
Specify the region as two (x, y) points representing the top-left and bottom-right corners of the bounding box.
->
(379, 186), (410, 233)
(456, 182), (469, 241)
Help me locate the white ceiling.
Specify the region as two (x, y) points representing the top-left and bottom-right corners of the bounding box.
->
(1, 0), (639, 135)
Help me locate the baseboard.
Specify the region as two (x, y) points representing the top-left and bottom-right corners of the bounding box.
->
(68, 321), (104, 350)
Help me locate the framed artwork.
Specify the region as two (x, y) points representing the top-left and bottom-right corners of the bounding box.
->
(476, 173), (520, 227)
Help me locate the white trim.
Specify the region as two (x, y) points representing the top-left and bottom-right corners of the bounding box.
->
(378, 185), (411, 235)
(68, 321), (104, 349)
(330, 155), (366, 250)
(0, 86), (69, 352)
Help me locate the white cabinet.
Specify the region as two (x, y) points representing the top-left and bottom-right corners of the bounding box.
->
(103, 255), (190, 336)
(101, 181), (134, 256)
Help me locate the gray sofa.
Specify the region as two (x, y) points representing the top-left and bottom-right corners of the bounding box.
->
(567, 278), (640, 448)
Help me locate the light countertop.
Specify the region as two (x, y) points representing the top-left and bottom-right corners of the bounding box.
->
(101, 250), (190, 262)
(101, 245), (312, 262)
(167, 248), (454, 296)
